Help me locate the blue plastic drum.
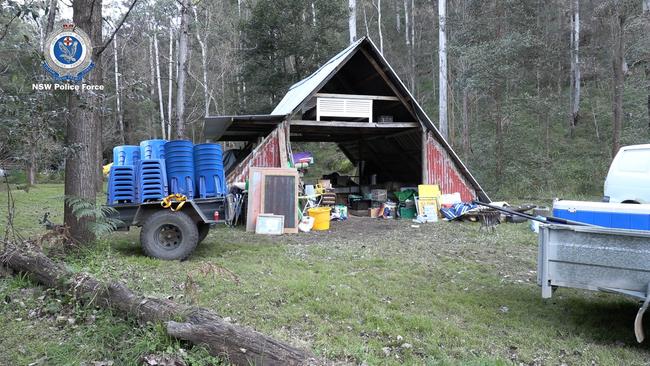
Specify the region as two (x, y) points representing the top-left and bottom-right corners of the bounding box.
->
(165, 140), (195, 199)
(193, 143), (226, 198)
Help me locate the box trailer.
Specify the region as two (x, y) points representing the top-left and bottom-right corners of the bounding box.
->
(537, 223), (650, 342)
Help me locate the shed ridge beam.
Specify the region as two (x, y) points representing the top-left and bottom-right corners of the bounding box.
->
(314, 93), (400, 101)
(290, 120), (418, 128)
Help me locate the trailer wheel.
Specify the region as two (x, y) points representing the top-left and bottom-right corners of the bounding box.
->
(140, 210), (199, 260)
(197, 223), (210, 243)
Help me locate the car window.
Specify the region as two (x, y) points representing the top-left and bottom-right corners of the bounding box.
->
(617, 149), (650, 172)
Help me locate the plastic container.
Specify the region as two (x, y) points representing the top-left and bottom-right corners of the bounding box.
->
(140, 139), (167, 160)
(193, 143), (226, 198)
(553, 200), (650, 231)
(113, 145), (140, 166)
(165, 140), (195, 199)
(308, 207), (332, 230)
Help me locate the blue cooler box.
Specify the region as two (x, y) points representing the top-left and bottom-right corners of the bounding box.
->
(553, 200), (650, 231)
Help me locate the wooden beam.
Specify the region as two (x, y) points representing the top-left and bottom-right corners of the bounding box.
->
(314, 93), (400, 101)
(290, 120), (418, 129)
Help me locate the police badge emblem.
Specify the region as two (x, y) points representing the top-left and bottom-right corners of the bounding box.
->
(43, 23), (94, 82)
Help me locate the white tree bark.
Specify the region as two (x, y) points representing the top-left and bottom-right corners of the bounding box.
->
(438, 0), (448, 139)
(377, 0), (383, 53)
(644, 0), (650, 12)
(348, 0), (357, 44)
(153, 31), (166, 140)
(192, 6), (212, 118)
(148, 34), (157, 138)
(113, 34), (125, 144)
(176, 0), (190, 139)
(167, 19), (173, 140)
(404, 0), (409, 45)
(569, 0), (580, 136)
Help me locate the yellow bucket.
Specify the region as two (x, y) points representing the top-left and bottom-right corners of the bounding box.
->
(308, 207), (331, 231)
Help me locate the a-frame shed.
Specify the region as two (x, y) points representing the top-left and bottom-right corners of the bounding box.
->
(205, 37), (489, 202)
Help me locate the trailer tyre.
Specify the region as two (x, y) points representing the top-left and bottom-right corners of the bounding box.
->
(140, 211), (199, 260)
(197, 223), (210, 243)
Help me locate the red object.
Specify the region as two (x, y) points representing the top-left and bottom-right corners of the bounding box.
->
(63, 36), (73, 46)
(213, 211), (220, 221)
(425, 133), (475, 202)
(227, 126), (283, 185)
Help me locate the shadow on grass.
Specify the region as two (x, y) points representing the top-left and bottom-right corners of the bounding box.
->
(475, 284), (646, 346)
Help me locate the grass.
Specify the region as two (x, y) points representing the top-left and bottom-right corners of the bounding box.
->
(2, 184), (650, 365)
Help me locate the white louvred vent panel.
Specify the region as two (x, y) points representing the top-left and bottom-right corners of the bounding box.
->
(316, 97), (372, 122)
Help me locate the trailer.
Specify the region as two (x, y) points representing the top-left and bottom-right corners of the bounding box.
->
(537, 223), (650, 342)
(108, 196), (229, 261)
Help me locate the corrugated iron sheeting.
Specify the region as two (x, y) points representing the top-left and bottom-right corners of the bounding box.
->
(426, 133), (476, 201)
(227, 128), (281, 184)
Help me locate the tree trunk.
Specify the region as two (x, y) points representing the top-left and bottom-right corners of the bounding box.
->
(114, 35), (125, 145)
(64, 0), (102, 244)
(176, 0), (190, 140)
(569, 0), (580, 137)
(167, 20), (173, 140)
(438, 0), (448, 139)
(403, 0), (409, 46)
(611, 12), (625, 158)
(25, 143), (37, 187)
(348, 0), (357, 44)
(153, 31), (167, 140)
(193, 7), (210, 118)
(45, 0), (57, 41)
(377, 0), (383, 54)
(642, 0), (650, 128)
(2, 243), (321, 366)
(148, 35), (157, 138)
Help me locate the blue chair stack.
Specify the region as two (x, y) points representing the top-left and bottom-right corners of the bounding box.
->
(165, 140), (195, 199)
(194, 143), (226, 198)
(107, 145), (139, 204)
(137, 140), (168, 202)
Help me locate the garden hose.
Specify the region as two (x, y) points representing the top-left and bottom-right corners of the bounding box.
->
(161, 194), (187, 212)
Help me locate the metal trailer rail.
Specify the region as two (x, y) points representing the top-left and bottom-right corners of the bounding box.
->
(537, 224), (650, 342)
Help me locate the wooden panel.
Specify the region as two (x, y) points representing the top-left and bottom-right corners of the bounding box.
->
(259, 168), (299, 234)
(245, 168), (264, 232)
(425, 132), (476, 202)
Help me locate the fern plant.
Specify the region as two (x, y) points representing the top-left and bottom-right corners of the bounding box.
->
(65, 197), (123, 237)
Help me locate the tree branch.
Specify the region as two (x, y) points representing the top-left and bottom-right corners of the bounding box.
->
(96, 0), (139, 56)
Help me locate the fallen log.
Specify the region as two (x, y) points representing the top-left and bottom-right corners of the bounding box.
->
(1, 243), (321, 366)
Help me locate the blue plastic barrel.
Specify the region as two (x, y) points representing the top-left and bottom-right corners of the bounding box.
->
(140, 139), (167, 160)
(113, 145), (140, 166)
(165, 140), (195, 199)
(193, 143), (226, 198)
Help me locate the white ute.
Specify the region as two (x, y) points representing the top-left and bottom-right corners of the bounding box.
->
(604, 144), (650, 204)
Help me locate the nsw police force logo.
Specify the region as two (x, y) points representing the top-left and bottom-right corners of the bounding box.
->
(43, 23), (94, 82)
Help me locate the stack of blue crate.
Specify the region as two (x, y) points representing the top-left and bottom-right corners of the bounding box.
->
(107, 140), (228, 206)
(107, 146), (139, 204)
(137, 140), (168, 202)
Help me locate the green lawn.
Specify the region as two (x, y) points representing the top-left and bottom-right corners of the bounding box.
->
(1, 184), (650, 365)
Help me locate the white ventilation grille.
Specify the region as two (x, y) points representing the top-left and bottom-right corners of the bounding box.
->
(316, 97), (372, 122)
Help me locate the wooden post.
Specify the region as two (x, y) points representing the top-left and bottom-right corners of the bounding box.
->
(421, 128), (428, 184)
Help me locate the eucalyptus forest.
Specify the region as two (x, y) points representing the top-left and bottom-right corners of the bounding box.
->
(2, 1), (650, 364)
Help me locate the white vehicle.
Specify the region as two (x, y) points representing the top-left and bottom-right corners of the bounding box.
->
(604, 144), (650, 204)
